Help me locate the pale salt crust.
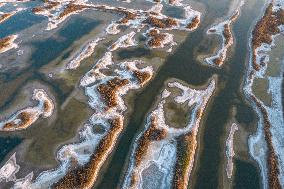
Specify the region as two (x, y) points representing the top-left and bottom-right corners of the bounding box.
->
(123, 78), (216, 189)
(0, 89), (54, 131)
(225, 123), (238, 179)
(9, 51), (153, 188)
(31, 0), (91, 30)
(0, 34), (18, 54)
(146, 0), (184, 7)
(144, 28), (176, 51)
(109, 31), (137, 51)
(204, 0), (244, 67)
(244, 1), (284, 188)
(66, 37), (103, 70)
(0, 153), (20, 183)
(59, 1), (201, 70)
(0, 154), (34, 189)
(0, 1), (202, 187)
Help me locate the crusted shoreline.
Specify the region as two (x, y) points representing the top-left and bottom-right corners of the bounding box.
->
(204, 0), (243, 67)
(122, 78), (216, 189)
(0, 89), (54, 131)
(244, 1), (284, 188)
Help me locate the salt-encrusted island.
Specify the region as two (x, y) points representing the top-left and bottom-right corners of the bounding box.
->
(0, 0), (283, 188)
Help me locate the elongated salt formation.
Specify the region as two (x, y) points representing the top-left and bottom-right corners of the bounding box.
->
(204, 0), (244, 67)
(244, 0), (284, 188)
(0, 89), (54, 131)
(123, 78), (216, 189)
(225, 123), (238, 179)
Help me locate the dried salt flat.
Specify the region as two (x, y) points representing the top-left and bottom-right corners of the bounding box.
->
(0, 89), (54, 131)
(123, 78), (216, 189)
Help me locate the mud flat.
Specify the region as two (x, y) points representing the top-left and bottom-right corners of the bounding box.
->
(244, 0), (284, 188)
(122, 77), (216, 189)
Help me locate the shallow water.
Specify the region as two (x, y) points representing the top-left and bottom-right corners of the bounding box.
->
(0, 0), (268, 188)
(96, 0), (263, 188)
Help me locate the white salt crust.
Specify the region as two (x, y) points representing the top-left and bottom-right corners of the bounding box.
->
(123, 78), (216, 189)
(0, 89), (54, 131)
(244, 1), (284, 188)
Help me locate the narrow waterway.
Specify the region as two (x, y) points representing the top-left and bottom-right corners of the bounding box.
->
(96, 0), (263, 189)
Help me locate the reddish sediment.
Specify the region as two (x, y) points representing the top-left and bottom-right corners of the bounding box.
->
(134, 116), (167, 167)
(0, 36), (14, 51)
(58, 3), (91, 19)
(251, 3), (284, 71)
(53, 118), (123, 189)
(146, 29), (167, 47)
(186, 16), (200, 30)
(143, 16), (178, 29)
(212, 52), (225, 66)
(223, 23), (232, 45)
(172, 132), (196, 189)
(3, 111), (33, 130)
(133, 70), (151, 85)
(0, 13), (12, 23)
(118, 11), (137, 24)
(97, 77), (129, 109)
(43, 100), (52, 113)
(251, 95), (281, 189)
(32, 1), (60, 13)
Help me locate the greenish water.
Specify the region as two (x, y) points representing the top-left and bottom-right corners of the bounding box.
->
(0, 137), (22, 163)
(233, 159), (260, 189)
(0, 0), (266, 188)
(0, 16), (99, 167)
(0, 2), (43, 38)
(96, 0), (263, 188)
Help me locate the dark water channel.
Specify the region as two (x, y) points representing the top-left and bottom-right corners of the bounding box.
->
(96, 0), (263, 189)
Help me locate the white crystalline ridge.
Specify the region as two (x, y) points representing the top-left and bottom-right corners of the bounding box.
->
(123, 78), (216, 189)
(0, 89), (54, 131)
(109, 31), (137, 51)
(66, 37), (104, 70)
(10, 49), (153, 188)
(204, 0), (244, 67)
(225, 123), (238, 179)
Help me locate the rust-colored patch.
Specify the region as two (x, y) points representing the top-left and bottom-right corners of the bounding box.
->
(53, 118), (123, 189)
(134, 116), (167, 167)
(186, 16), (200, 30)
(133, 70), (151, 85)
(251, 95), (281, 189)
(251, 3), (284, 71)
(97, 77), (129, 109)
(172, 132), (196, 189)
(144, 16), (177, 28)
